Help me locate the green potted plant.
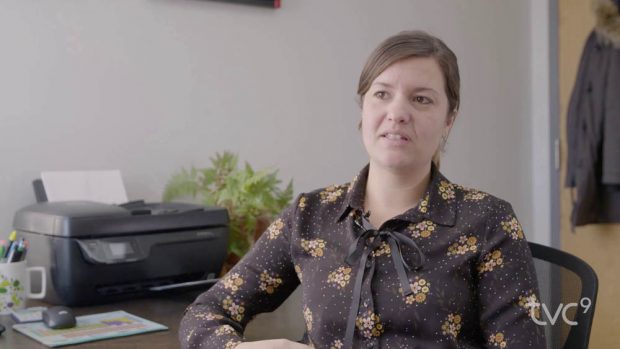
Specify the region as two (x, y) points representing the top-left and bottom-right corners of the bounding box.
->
(162, 152), (293, 273)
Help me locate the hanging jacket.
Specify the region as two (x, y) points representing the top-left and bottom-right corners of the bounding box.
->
(566, 0), (620, 227)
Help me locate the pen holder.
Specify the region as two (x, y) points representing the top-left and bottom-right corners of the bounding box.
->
(0, 260), (46, 314)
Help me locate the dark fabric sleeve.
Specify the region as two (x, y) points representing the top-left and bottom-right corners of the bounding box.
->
(178, 197), (301, 349)
(566, 32), (596, 188)
(602, 47), (620, 185)
(476, 200), (547, 349)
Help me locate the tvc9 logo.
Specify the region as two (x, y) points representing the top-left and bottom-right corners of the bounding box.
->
(531, 297), (592, 326)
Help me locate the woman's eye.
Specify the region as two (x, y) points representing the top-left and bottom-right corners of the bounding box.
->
(414, 96), (432, 104)
(374, 91), (388, 99)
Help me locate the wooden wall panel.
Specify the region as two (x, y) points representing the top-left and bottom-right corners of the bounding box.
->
(558, 0), (620, 347)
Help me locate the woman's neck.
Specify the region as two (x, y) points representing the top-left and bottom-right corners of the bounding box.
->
(364, 162), (432, 228)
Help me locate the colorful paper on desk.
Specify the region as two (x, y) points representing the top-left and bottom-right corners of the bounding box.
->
(12, 310), (168, 347)
(41, 170), (128, 204)
(10, 306), (47, 323)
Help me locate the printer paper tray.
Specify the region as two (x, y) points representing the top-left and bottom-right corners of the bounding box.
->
(149, 278), (219, 292)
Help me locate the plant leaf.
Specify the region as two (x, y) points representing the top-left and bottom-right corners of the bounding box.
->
(163, 151), (293, 259)
(162, 168), (201, 201)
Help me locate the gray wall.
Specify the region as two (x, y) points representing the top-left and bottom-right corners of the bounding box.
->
(0, 1), (546, 244)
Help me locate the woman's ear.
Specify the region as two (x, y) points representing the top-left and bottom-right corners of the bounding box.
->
(446, 110), (457, 126)
(444, 110), (457, 134)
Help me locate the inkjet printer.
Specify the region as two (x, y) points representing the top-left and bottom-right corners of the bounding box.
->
(12, 200), (229, 306)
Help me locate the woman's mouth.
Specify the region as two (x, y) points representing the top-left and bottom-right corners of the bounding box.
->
(381, 132), (410, 141)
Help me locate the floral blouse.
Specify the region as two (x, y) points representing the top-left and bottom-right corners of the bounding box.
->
(179, 164), (546, 349)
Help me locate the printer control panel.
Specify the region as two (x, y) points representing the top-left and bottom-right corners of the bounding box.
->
(74, 229), (218, 265)
(77, 239), (143, 264)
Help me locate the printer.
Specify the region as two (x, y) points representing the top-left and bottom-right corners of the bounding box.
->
(13, 200), (229, 306)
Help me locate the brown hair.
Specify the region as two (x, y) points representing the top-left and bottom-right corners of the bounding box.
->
(357, 31), (460, 167)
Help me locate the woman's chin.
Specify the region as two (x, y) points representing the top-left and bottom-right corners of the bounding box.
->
(372, 157), (419, 171)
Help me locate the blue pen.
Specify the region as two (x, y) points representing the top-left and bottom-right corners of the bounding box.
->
(8, 239), (25, 263)
(4, 242), (17, 263)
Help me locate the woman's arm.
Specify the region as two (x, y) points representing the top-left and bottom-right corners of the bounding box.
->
(179, 197), (302, 349)
(476, 200), (547, 349)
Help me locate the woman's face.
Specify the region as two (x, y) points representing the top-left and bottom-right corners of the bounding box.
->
(361, 56), (454, 172)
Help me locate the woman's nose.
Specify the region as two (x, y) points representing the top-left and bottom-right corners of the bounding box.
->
(387, 97), (412, 124)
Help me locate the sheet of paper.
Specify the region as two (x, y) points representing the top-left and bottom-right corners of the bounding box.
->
(41, 170), (128, 204)
(12, 310), (168, 347)
(10, 306), (47, 323)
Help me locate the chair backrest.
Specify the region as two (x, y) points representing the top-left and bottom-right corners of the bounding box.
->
(529, 242), (598, 349)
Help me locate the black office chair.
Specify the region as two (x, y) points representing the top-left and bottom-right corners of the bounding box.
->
(529, 242), (598, 349)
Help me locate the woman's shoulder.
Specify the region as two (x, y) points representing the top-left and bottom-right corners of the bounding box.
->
(293, 180), (355, 214)
(450, 182), (515, 214)
(448, 183), (524, 239)
(299, 181), (352, 204)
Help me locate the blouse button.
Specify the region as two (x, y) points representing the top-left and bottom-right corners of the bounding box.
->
(365, 260), (373, 268)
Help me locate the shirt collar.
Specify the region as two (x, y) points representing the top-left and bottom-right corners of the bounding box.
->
(336, 163), (457, 227)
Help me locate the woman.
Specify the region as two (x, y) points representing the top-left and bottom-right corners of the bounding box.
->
(179, 31), (546, 349)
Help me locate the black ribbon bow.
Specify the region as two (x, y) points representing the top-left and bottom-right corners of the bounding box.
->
(342, 215), (426, 348)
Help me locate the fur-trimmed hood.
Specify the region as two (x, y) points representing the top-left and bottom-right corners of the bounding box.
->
(593, 0), (620, 47)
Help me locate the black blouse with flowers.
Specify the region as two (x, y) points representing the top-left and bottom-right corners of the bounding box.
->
(179, 164), (547, 349)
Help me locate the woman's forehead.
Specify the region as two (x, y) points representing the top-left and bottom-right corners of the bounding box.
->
(372, 57), (445, 91)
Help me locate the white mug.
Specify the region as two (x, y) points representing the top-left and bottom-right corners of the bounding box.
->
(0, 261), (46, 314)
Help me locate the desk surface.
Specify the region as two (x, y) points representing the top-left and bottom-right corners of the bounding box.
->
(0, 290), (201, 349)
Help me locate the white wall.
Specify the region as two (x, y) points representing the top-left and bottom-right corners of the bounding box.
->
(0, 0), (549, 243)
(529, 0), (553, 246)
